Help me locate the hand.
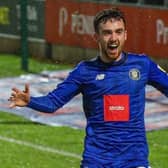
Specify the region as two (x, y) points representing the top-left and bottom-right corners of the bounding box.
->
(9, 83), (30, 108)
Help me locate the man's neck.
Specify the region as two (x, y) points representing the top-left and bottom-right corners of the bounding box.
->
(100, 53), (123, 63)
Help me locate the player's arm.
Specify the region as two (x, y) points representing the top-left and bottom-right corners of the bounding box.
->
(26, 77), (82, 113)
(147, 58), (168, 97)
(9, 62), (84, 113)
(9, 79), (81, 113)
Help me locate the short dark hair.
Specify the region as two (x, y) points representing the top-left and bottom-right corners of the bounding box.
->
(93, 8), (126, 33)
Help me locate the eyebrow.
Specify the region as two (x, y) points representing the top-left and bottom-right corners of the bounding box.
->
(101, 27), (125, 32)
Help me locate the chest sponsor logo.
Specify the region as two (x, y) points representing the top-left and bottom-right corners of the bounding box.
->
(104, 95), (130, 122)
(129, 68), (140, 80)
(109, 105), (125, 111)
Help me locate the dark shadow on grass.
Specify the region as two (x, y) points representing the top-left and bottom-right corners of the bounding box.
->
(0, 121), (44, 125)
(146, 98), (168, 106)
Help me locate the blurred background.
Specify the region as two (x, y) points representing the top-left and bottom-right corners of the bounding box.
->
(0, 0), (168, 68)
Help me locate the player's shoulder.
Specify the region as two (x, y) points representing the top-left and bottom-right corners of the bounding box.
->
(76, 57), (98, 68)
(71, 58), (96, 74)
(127, 52), (152, 65)
(127, 52), (149, 60)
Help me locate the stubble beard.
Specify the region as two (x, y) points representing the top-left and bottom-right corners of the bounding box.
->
(102, 46), (121, 62)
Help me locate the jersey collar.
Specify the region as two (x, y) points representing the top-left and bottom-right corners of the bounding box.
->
(97, 52), (127, 67)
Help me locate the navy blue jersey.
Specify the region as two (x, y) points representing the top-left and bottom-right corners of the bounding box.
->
(27, 52), (168, 167)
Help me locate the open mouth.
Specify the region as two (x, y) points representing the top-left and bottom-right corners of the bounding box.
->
(108, 43), (119, 50)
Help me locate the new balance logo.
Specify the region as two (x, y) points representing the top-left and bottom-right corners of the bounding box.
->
(95, 74), (105, 80)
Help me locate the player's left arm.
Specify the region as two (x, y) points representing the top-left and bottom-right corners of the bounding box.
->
(147, 59), (168, 97)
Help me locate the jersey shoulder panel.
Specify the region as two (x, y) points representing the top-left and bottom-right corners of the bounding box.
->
(67, 59), (96, 83)
(127, 52), (149, 60)
(127, 52), (151, 69)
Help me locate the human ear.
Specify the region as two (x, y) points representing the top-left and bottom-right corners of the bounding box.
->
(93, 32), (100, 42)
(124, 30), (127, 40)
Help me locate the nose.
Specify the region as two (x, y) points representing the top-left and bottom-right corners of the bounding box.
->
(109, 32), (117, 42)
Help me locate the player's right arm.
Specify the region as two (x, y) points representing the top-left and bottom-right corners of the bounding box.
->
(8, 62), (85, 113)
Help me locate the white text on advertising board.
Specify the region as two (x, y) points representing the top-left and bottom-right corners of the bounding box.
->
(156, 19), (168, 44)
(59, 7), (94, 36)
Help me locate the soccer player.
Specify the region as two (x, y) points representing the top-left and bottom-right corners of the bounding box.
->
(9, 8), (168, 168)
